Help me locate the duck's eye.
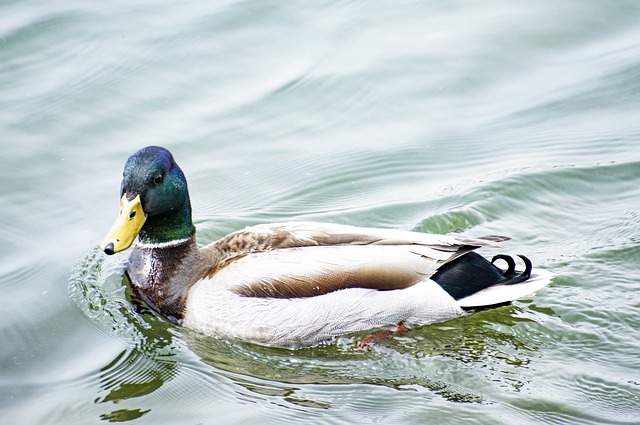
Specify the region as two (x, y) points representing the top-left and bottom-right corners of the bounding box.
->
(154, 173), (164, 185)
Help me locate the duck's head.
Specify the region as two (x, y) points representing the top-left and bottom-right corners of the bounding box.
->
(100, 146), (195, 255)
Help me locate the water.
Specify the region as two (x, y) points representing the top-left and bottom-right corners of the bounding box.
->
(2, 0), (640, 423)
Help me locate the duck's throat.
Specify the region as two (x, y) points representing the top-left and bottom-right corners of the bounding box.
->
(138, 204), (195, 246)
(126, 235), (200, 323)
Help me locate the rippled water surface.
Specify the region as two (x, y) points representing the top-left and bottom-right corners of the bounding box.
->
(2, 1), (640, 424)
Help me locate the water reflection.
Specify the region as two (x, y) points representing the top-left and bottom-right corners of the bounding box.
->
(94, 345), (169, 422)
(183, 301), (555, 404)
(183, 332), (485, 405)
(69, 249), (181, 422)
(99, 408), (150, 423)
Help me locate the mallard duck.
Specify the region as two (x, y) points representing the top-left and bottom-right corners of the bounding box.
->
(100, 146), (552, 347)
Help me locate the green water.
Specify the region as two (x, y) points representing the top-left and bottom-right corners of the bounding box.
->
(2, 1), (640, 423)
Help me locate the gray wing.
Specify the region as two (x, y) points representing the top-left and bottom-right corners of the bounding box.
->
(204, 222), (507, 298)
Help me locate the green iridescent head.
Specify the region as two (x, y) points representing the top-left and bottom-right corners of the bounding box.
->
(101, 146), (195, 254)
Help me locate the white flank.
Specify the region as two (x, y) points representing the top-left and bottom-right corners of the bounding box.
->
(184, 279), (465, 348)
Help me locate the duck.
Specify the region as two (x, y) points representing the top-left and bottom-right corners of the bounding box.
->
(100, 146), (552, 348)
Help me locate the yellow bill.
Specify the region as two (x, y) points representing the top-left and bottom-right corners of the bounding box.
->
(100, 194), (147, 255)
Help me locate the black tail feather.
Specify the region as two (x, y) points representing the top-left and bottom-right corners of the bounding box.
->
(432, 252), (533, 300)
(496, 254), (532, 285)
(491, 254), (516, 279)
